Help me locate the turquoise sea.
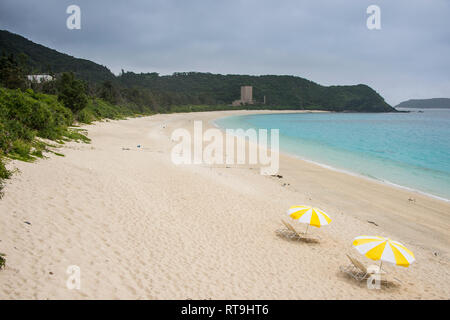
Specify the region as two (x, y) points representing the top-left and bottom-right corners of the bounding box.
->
(215, 109), (450, 201)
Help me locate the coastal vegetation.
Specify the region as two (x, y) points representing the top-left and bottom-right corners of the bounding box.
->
(0, 87), (80, 195)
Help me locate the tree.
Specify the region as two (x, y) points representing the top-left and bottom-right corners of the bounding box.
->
(57, 72), (88, 113)
(98, 80), (122, 104)
(0, 53), (28, 90)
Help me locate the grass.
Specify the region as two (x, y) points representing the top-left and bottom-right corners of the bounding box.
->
(62, 128), (91, 143)
(50, 151), (65, 157)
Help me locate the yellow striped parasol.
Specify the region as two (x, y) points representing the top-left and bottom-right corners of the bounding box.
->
(287, 206), (331, 234)
(353, 235), (415, 268)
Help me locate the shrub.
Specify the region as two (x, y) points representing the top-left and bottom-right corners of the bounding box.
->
(0, 157), (11, 198)
(77, 108), (95, 124)
(57, 72), (88, 114)
(11, 139), (32, 160)
(32, 92), (73, 127)
(0, 122), (12, 152)
(0, 253), (6, 269)
(86, 98), (122, 120)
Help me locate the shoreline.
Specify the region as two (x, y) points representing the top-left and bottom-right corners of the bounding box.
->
(0, 110), (449, 299)
(212, 112), (450, 204)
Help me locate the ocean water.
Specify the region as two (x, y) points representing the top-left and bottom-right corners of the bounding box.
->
(215, 109), (450, 201)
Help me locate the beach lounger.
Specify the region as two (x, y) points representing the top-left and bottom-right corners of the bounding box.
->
(277, 220), (319, 243)
(281, 220), (302, 239)
(340, 254), (386, 282)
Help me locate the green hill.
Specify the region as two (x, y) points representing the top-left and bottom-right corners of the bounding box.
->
(118, 72), (394, 112)
(0, 30), (115, 83)
(395, 98), (450, 109)
(0, 29), (394, 112)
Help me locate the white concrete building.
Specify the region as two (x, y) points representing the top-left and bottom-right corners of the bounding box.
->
(27, 74), (54, 83)
(232, 86), (254, 106)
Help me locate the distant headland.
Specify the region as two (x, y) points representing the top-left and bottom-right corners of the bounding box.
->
(395, 98), (450, 109)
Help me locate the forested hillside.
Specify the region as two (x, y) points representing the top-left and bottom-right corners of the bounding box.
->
(0, 29), (394, 112)
(118, 71), (393, 111)
(0, 30), (115, 83)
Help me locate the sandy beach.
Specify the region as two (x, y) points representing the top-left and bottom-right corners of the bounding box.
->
(0, 110), (449, 299)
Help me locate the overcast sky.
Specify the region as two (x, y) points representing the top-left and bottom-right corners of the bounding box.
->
(0, 0), (449, 105)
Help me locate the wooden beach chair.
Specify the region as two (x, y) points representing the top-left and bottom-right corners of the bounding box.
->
(278, 220), (319, 243)
(340, 254), (387, 282)
(281, 220), (302, 239)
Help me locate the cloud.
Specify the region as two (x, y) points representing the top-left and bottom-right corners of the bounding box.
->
(0, 0), (449, 105)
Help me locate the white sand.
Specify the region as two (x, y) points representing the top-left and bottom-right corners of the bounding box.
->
(0, 110), (449, 299)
